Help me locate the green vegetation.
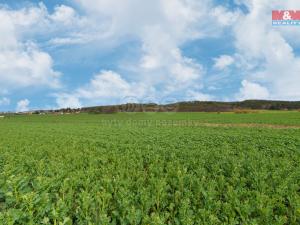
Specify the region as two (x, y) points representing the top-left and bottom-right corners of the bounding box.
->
(19, 100), (300, 115)
(6, 110), (300, 126)
(80, 100), (300, 113)
(0, 112), (300, 224)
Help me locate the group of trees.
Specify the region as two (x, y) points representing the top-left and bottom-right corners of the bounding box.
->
(79, 100), (300, 114)
(9, 100), (299, 115)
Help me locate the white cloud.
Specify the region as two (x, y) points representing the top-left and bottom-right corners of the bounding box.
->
(74, 0), (215, 40)
(186, 90), (214, 101)
(211, 6), (240, 26)
(0, 43), (61, 89)
(0, 97), (10, 106)
(1, 1), (227, 108)
(51, 0), (244, 107)
(46, 4), (105, 46)
(56, 94), (82, 109)
(77, 70), (136, 99)
(233, 0), (300, 100)
(213, 55), (234, 70)
(139, 27), (204, 92)
(16, 99), (30, 112)
(9, 3), (92, 43)
(50, 5), (76, 25)
(0, 2), (103, 92)
(71, 0), (241, 99)
(57, 0), (300, 102)
(237, 80), (269, 100)
(55, 69), (214, 108)
(56, 70), (153, 108)
(9, 0), (300, 107)
(75, 1), (207, 57)
(0, 4), (62, 90)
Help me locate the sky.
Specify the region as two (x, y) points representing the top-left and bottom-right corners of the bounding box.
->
(0, 0), (300, 112)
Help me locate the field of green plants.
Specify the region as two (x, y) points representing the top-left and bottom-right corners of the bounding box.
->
(0, 112), (300, 224)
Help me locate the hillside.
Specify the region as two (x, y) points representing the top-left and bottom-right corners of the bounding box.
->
(79, 100), (300, 114)
(2, 100), (300, 115)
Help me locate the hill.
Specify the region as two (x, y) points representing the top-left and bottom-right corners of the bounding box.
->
(79, 100), (300, 114)
(2, 100), (300, 115)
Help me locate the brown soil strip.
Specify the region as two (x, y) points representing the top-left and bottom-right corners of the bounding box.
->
(172, 122), (300, 129)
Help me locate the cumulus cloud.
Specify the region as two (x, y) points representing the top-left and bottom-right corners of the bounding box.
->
(211, 6), (240, 26)
(16, 99), (30, 112)
(2, 1), (228, 109)
(0, 43), (61, 89)
(55, 69), (215, 108)
(77, 71), (135, 99)
(213, 55), (234, 70)
(0, 4), (63, 90)
(50, 5), (77, 25)
(56, 94), (82, 109)
(56, 70), (154, 108)
(70, 0), (238, 101)
(138, 29), (204, 98)
(52, 0), (300, 102)
(233, 0), (300, 100)
(74, 0), (217, 40)
(236, 80), (269, 100)
(5, 0), (300, 109)
(64, 0), (300, 102)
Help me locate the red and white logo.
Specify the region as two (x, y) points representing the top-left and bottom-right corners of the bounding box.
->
(272, 10), (300, 25)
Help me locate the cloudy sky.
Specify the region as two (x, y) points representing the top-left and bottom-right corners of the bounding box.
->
(0, 0), (300, 111)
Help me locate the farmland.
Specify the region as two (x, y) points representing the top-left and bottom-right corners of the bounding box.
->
(0, 112), (300, 224)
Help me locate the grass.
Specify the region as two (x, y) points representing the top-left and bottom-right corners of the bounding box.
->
(0, 112), (300, 224)
(3, 110), (300, 125)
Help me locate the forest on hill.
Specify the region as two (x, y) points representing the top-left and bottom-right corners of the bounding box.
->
(79, 100), (300, 114)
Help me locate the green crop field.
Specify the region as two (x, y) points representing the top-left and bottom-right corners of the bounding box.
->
(0, 112), (300, 224)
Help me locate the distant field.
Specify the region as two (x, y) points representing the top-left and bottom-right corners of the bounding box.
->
(0, 112), (300, 224)
(3, 110), (300, 125)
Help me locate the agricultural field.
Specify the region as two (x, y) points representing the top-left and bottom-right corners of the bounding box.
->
(0, 112), (300, 224)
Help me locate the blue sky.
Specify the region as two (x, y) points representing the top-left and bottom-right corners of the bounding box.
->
(0, 0), (300, 112)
